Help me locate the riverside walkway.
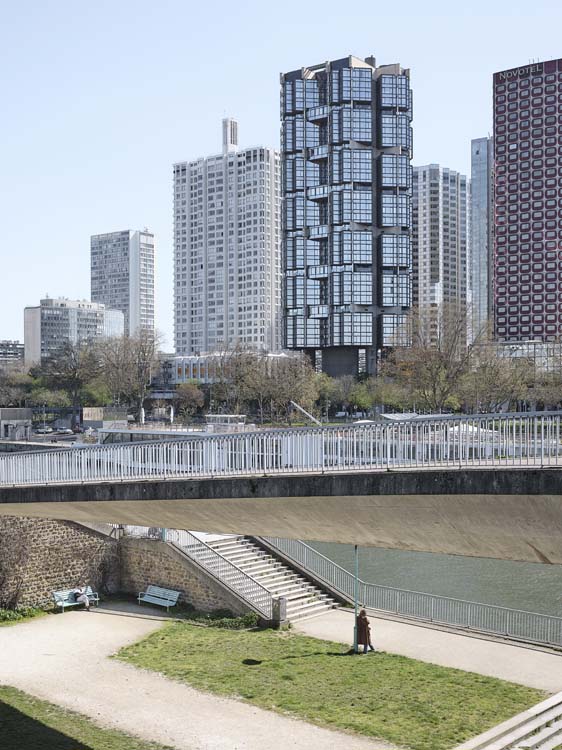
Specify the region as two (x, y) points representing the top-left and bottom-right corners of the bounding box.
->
(295, 609), (562, 693)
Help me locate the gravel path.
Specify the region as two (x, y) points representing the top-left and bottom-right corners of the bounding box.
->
(0, 603), (394, 750)
(295, 609), (562, 693)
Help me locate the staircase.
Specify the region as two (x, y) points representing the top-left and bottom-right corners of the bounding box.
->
(207, 536), (337, 622)
(456, 692), (562, 750)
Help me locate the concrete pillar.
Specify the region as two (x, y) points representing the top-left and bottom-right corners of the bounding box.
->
(272, 596), (287, 627)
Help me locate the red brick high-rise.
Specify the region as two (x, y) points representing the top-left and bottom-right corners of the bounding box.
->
(493, 57), (562, 341)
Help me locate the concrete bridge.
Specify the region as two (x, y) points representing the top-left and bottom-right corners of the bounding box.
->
(1, 412), (562, 565)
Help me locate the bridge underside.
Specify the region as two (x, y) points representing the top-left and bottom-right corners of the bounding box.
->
(1, 468), (562, 564)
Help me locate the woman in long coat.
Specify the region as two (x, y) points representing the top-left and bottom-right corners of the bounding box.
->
(356, 609), (375, 654)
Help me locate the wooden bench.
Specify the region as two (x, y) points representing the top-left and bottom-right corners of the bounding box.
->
(138, 585), (180, 612)
(52, 586), (100, 612)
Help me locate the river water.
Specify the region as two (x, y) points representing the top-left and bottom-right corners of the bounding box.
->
(311, 542), (562, 617)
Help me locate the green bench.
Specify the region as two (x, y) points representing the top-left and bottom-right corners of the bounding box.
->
(138, 585), (180, 612)
(52, 586), (99, 612)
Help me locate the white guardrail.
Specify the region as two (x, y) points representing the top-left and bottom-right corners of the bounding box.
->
(262, 537), (562, 648)
(1, 412), (562, 486)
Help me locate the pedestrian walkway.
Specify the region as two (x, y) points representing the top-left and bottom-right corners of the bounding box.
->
(294, 609), (562, 693)
(0, 603), (393, 750)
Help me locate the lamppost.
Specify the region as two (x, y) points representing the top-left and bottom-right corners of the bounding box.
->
(353, 544), (359, 654)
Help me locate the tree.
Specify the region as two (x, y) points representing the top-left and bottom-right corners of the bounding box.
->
(174, 381), (205, 420)
(366, 377), (413, 413)
(314, 372), (337, 420)
(332, 375), (356, 413)
(349, 381), (374, 413)
(0, 523), (30, 609)
(268, 355), (319, 423)
(384, 305), (474, 413)
(98, 331), (162, 420)
(459, 344), (529, 413)
(39, 342), (101, 423)
(28, 387), (71, 408)
(0, 366), (32, 407)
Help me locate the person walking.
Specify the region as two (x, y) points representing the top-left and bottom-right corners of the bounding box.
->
(356, 608), (375, 654)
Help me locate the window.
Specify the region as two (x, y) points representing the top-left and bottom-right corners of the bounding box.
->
(352, 68), (372, 101)
(380, 75), (410, 109)
(353, 190), (372, 223)
(352, 107), (372, 141)
(382, 314), (410, 346)
(381, 193), (411, 227)
(380, 154), (411, 188)
(381, 234), (411, 267)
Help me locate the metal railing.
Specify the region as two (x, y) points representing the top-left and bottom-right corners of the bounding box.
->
(1, 412), (562, 487)
(121, 526), (273, 619)
(262, 537), (562, 648)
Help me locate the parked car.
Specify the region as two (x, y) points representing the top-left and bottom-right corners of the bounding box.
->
(335, 411), (348, 419)
(35, 426), (53, 434)
(56, 427), (74, 435)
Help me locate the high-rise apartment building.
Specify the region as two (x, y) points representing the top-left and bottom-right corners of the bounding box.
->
(412, 165), (471, 342)
(0, 340), (24, 366)
(91, 229), (155, 335)
(24, 297), (124, 367)
(173, 119), (281, 355)
(470, 138), (494, 342)
(281, 55), (413, 376)
(493, 57), (562, 341)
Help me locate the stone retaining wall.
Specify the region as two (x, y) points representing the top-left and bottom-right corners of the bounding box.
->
(0, 516), (119, 609)
(119, 537), (249, 615)
(0, 518), (250, 615)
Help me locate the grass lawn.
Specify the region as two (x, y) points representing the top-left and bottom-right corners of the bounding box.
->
(0, 608), (47, 627)
(0, 686), (173, 750)
(118, 623), (544, 750)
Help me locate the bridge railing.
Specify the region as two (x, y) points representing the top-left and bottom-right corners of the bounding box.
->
(261, 536), (562, 648)
(120, 526), (273, 619)
(1, 412), (562, 486)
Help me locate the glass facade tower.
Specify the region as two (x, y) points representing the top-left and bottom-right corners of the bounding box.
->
(470, 138), (494, 342)
(281, 55), (413, 376)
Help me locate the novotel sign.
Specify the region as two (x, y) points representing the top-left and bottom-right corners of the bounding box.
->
(496, 63), (543, 83)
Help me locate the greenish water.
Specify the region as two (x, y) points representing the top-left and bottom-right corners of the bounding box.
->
(311, 543), (562, 617)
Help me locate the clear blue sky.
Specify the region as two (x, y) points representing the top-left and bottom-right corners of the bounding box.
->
(1, 0), (561, 349)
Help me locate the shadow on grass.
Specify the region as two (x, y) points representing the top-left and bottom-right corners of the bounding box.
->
(242, 649), (356, 665)
(0, 699), (91, 749)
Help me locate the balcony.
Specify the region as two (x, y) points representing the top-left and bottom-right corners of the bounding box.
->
(306, 106), (330, 122)
(307, 185), (330, 200)
(308, 145), (329, 161)
(308, 225), (329, 239)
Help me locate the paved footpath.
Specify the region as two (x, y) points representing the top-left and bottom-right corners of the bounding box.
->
(0, 603), (393, 750)
(295, 609), (562, 693)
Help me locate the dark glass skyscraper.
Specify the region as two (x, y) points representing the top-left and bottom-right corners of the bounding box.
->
(493, 58), (562, 342)
(281, 56), (413, 376)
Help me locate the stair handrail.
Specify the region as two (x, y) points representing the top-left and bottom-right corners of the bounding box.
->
(122, 526), (274, 619)
(260, 536), (357, 599)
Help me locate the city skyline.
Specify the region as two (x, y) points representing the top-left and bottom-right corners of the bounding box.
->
(2, 1), (562, 348)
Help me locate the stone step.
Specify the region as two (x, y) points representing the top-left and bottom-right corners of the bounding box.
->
(514, 718), (562, 748)
(288, 601), (336, 621)
(266, 582), (318, 596)
(456, 694), (562, 750)
(283, 590), (330, 603)
(190, 534), (337, 623)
